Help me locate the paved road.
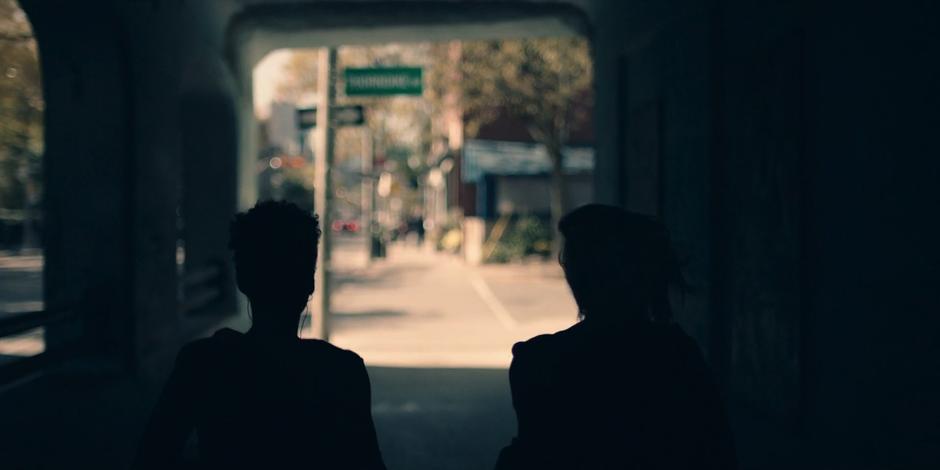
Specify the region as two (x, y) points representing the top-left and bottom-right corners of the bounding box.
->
(321, 235), (578, 468)
(324, 235), (577, 368)
(0, 251), (43, 313)
(0, 252), (44, 358)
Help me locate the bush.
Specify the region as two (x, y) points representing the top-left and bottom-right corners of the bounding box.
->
(438, 227), (462, 253)
(487, 215), (552, 263)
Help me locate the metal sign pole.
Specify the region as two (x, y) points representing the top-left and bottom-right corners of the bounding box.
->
(313, 47), (337, 340)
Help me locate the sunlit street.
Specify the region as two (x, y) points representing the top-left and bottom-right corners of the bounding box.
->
(323, 235), (576, 368)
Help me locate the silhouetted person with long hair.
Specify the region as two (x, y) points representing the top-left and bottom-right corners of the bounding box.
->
(495, 204), (735, 469)
(135, 201), (386, 469)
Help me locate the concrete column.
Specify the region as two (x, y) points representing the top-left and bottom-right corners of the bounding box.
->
(24, 0), (244, 381)
(589, 7), (622, 206)
(179, 51), (240, 322)
(22, 0), (135, 366)
(121, 2), (185, 380)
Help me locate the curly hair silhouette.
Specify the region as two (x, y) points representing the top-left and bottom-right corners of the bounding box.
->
(497, 204), (735, 470)
(135, 201), (385, 469)
(229, 200), (321, 334)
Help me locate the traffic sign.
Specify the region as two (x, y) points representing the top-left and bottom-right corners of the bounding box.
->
(332, 105), (365, 126)
(344, 67), (423, 96)
(296, 105), (365, 129)
(297, 107), (317, 129)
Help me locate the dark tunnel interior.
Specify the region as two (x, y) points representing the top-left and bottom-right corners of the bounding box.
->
(0, 0), (938, 468)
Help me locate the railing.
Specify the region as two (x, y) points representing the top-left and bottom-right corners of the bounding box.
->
(0, 263), (227, 384)
(181, 264), (225, 314)
(0, 308), (78, 384)
(0, 308), (72, 338)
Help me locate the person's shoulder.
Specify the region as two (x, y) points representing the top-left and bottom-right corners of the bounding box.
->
(298, 340), (370, 388)
(298, 338), (365, 366)
(511, 322), (585, 359)
(164, 329), (241, 375)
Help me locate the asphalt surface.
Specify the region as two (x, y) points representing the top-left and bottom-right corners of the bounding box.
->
(326, 236), (577, 368)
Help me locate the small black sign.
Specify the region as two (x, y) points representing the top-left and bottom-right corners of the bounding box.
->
(297, 107), (317, 129)
(296, 105), (365, 129)
(332, 105), (365, 126)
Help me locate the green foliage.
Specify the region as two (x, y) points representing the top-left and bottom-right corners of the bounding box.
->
(460, 38), (593, 255)
(459, 37), (593, 144)
(259, 164), (315, 214)
(273, 45), (442, 221)
(280, 168), (315, 214)
(487, 215), (553, 263)
(434, 213), (464, 253)
(0, 0), (43, 211)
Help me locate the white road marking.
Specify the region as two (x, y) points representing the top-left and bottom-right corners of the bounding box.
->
(469, 274), (518, 330)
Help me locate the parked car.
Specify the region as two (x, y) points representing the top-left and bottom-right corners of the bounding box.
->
(331, 220), (360, 233)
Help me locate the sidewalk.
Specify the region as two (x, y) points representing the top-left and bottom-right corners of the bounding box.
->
(324, 239), (577, 368)
(0, 251), (43, 313)
(0, 252), (45, 359)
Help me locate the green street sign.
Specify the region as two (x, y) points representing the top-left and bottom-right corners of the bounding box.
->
(345, 67), (423, 96)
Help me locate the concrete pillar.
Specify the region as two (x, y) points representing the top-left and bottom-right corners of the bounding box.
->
(120, 2), (186, 380)
(24, 0), (246, 380)
(22, 0), (136, 366)
(589, 4), (622, 206)
(178, 38), (242, 316)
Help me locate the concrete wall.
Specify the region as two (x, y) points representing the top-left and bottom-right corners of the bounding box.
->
(591, 0), (940, 466)
(22, 0), (244, 382)
(802, 1), (940, 465)
(124, 0), (244, 381)
(714, 0), (805, 430)
(591, 0), (716, 370)
(22, 0), (136, 364)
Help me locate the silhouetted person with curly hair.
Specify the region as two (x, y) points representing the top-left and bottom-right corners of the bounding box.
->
(495, 204), (736, 470)
(135, 201), (386, 469)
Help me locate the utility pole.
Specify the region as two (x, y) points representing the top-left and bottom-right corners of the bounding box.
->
(312, 47), (337, 340)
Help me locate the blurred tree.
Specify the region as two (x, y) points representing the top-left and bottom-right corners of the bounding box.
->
(460, 37), (593, 253)
(275, 50), (318, 103)
(279, 167), (316, 214)
(0, 0), (43, 247)
(488, 215), (553, 263)
(274, 45), (437, 221)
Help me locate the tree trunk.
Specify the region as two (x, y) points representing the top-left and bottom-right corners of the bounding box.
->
(547, 143), (567, 257)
